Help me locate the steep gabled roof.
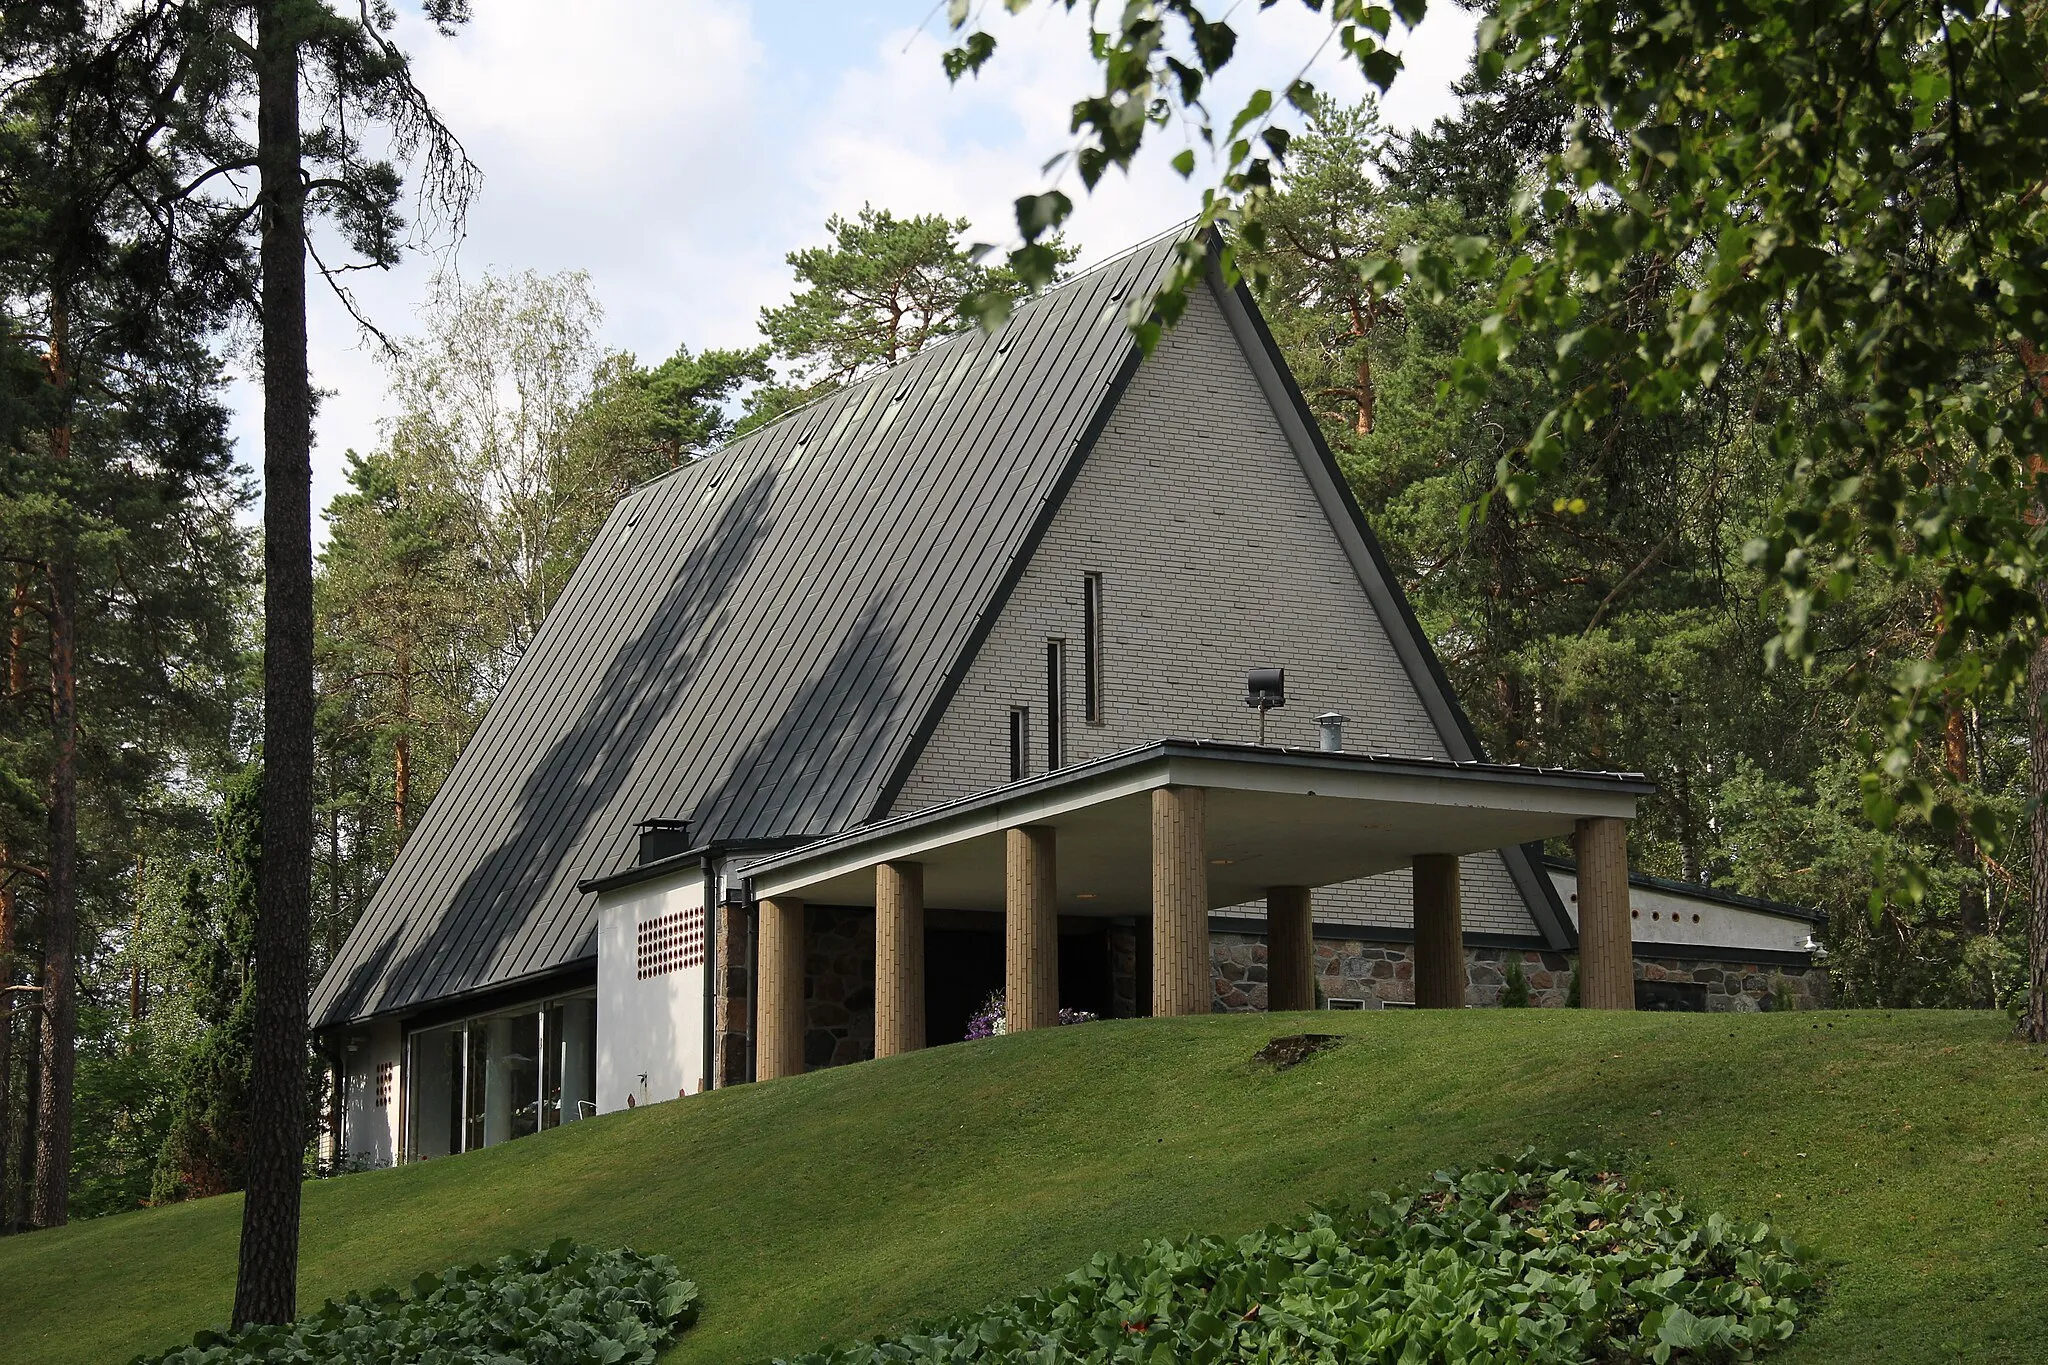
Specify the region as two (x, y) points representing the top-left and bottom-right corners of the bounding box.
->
(312, 236), (1184, 1028)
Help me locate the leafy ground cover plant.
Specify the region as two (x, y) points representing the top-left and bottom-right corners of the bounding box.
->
(133, 1240), (698, 1365)
(781, 1154), (1815, 1364)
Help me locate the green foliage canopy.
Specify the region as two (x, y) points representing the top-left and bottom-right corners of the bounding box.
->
(946, 0), (2048, 815)
(750, 205), (1076, 425)
(153, 766), (262, 1205)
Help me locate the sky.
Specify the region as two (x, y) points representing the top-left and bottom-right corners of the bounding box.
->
(242, 1), (1481, 527)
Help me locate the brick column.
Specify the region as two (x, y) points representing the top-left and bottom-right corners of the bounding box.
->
(1005, 827), (1058, 1031)
(1152, 786), (1209, 1016)
(756, 896), (806, 1079)
(1574, 817), (1635, 1010)
(1412, 854), (1464, 1008)
(1266, 885), (1315, 1012)
(874, 861), (925, 1057)
(712, 898), (750, 1087)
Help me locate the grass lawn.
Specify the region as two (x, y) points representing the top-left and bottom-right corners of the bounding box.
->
(0, 1009), (2039, 1364)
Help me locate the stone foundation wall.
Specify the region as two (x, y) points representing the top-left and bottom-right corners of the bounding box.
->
(805, 906), (875, 1068)
(1108, 922), (1142, 1018)
(1210, 931), (1830, 1013)
(724, 918), (1834, 1086)
(713, 903), (750, 1087)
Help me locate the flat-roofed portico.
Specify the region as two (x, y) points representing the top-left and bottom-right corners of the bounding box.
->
(738, 740), (1656, 1078)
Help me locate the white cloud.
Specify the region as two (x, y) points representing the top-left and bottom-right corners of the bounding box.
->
(233, 1), (1478, 534)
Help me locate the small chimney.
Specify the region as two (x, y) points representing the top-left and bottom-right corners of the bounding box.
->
(635, 818), (693, 865)
(1316, 712), (1348, 752)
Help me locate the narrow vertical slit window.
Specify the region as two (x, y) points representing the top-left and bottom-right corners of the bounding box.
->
(1082, 572), (1104, 724)
(1009, 707), (1030, 782)
(1046, 638), (1067, 769)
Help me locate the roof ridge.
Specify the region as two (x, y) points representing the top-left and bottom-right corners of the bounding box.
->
(616, 227), (1199, 503)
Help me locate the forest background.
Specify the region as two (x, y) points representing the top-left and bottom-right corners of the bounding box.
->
(0, 48), (2025, 1227)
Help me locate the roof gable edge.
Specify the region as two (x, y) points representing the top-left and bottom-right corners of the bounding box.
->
(1201, 242), (1578, 950)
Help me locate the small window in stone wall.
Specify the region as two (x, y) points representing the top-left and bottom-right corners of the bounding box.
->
(637, 906), (705, 979)
(375, 1061), (394, 1109)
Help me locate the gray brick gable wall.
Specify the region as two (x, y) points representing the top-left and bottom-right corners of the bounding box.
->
(889, 284), (1539, 938)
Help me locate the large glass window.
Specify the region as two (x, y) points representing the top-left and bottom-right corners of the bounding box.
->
(463, 1023), (488, 1150)
(406, 1025), (463, 1161)
(546, 996), (596, 1127)
(403, 989), (595, 1161)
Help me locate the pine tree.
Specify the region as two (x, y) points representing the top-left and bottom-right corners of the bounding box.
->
(152, 770), (259, 1203)
(0, 3), (252, 1230)
(1501, 958), (1531, 1009)
(150, 3), (475, 1320)
(751, 207), (1076, 422)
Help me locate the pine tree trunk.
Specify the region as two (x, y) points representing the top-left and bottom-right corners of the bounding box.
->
(393, 631), (411, 842)
(2026, 631), (2048, 1044)
(1354, 346), (1374, 435)
(128, 889), (144, 1024)
(235, 3), (314, 1326)
(14, 981), (39, 1233)
(0, 900), (14, 1235)
(33, 554), (76, 1229)
(32, 292), (78, 1230)
(325, 790), (341, 965)
(1946, 707), (1986, 943)
(0, 570), (27, 1234)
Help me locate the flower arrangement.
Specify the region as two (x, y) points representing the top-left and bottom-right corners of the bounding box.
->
(962, 990), (1096, 1040)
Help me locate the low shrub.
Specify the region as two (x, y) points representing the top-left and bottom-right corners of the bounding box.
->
(782, 1154), (1817, 1363)
(134, 1240), (698, 1365)
(1502, 957), (1533, 1007)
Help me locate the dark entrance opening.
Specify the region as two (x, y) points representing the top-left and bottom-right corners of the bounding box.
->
(921, 917), (1123, 1043)
(925, 925), (1003, 1044)
(1057, 922), (1115, 1019)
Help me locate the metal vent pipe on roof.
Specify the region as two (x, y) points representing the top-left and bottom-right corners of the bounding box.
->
(1316, 712), (1348, 752)
(636, 818), (693, 865)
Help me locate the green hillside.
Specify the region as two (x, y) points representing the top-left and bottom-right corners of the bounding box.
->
(0, 1010), (2037, 1364)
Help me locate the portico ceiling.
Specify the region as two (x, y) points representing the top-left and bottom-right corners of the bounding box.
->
(737, 741), (1654, 917)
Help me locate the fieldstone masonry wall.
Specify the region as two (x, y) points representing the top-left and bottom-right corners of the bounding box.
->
(805, 906), (876, 1068)
(725, 915), (1831, 1085)
(713, 903), (750, 1087)
(1210, 931), (1830, 1013)
(1108, 922), (1142, 1019)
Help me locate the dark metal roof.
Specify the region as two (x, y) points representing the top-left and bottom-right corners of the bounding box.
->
(312, 235), (1186, 1029)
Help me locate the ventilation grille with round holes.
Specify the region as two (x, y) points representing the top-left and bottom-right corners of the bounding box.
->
(637, 906), (706, 979)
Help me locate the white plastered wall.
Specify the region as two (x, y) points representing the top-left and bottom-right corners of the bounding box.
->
(596, 869), (708, 1113)
(339, 1017), (402, 1168)
(891, 283), (1538, 936)
(1549, 869), (1818, 955)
